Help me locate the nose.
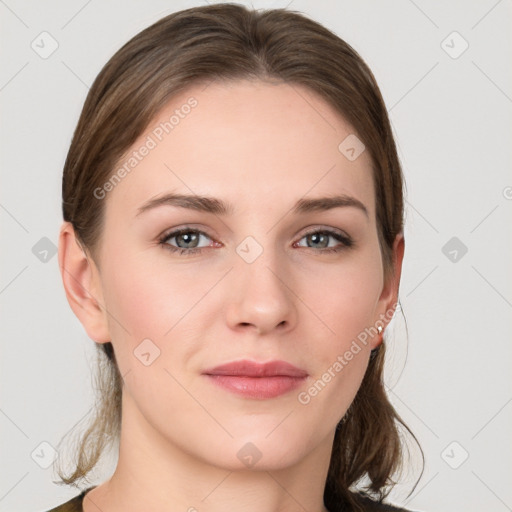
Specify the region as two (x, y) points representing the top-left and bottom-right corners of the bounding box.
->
(225, 252), (298, 336)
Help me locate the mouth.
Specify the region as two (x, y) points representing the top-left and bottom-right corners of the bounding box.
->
(202, 359), (308, 399)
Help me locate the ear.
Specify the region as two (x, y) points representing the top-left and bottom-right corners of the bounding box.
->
(58, 221), (111, 343)
(371, 233), (405, 349)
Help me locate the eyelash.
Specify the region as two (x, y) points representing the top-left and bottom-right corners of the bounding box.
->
(158, 226), (354, 257)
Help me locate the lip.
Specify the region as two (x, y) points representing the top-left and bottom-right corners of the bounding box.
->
(203, 359), (308, 399)
(203, 359), (308, 378)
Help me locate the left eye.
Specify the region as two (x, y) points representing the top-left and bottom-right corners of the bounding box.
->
(294, 230), (353, 252)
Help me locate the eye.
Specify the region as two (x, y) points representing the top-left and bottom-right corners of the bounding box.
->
(158, 227), (353, 257)
(294, 229), (353, 253)
(158, 228), (216, 256)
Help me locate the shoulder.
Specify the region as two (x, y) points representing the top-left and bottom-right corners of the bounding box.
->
(39, 488), (92, 512)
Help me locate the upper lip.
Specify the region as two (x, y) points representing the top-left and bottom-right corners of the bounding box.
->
(203, 359), (308, 378)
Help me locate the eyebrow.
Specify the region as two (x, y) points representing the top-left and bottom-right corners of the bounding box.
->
(135, 193), (369, 218)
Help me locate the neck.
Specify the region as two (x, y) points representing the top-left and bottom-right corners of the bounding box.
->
(84, 391), (335, 512)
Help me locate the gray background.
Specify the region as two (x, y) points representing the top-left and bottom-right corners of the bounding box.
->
(1, 1), (511, 511)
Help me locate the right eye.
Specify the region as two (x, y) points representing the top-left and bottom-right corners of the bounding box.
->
(158, 228), (217, 256)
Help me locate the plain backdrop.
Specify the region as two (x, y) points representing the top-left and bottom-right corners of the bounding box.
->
(1, 1), (511, 511)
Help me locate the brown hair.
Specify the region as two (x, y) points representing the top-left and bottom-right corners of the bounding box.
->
(55, 3), (423, 510)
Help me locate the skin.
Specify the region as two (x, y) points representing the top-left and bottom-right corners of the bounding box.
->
(59, 79), (404, 512)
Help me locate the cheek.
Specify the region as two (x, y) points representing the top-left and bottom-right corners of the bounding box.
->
(295, 254), (381, 427)
(300, 247), (383, 348)
(99, 242), (226, 388)
(102, 259), (164, 341)
(102, 246), (206, 340)
(294, 243), (382, 404)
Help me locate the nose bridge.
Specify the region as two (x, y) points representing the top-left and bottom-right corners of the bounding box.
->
(227, 233), (296, 333)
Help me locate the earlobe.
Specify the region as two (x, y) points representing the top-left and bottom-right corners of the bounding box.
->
(58, 222), (111, 343)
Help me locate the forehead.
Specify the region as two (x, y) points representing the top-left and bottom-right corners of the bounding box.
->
(105, 79), (375, 221)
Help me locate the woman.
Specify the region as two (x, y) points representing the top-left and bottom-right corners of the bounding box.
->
(49, 3), (423, 511)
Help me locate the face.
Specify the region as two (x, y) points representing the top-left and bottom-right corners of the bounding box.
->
(74, 79), (401, 471)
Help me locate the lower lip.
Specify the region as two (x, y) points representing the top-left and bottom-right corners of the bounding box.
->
(205, 375), (306, 399)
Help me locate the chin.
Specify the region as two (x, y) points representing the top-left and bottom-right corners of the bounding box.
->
(197, 431), (311, 472)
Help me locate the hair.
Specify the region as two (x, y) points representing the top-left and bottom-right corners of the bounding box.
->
(55, 3), (424, 510)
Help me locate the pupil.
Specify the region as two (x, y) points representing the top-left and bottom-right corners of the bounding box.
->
(178, 232), (198, 248)
(310, 233), (327, 248)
